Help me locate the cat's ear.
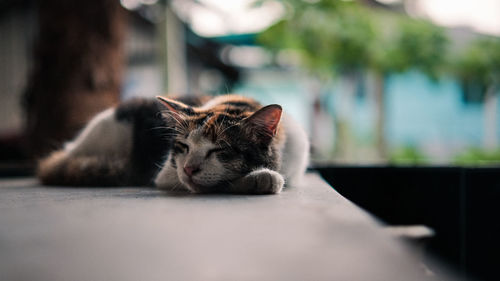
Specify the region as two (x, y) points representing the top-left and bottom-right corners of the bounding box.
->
(156, 96), (193, 121)
(244, 104), (282, 138)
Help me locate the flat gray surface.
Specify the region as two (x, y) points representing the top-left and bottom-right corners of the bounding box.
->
(0, 173), (440, 281)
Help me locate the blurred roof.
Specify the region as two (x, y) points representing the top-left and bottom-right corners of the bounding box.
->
(210, 33), (257, 46)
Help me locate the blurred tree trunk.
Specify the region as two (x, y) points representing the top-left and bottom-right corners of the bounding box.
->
(373, 71), (387, 161)
(483, 84), (498, 150)
(334, 71), (358, 162)
(23, 0), (126, 157)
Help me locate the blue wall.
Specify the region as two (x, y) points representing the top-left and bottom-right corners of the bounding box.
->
(385, 71), (492, 148)
(235, 69), (500, 161)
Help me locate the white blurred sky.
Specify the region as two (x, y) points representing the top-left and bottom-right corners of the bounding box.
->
(415, 0), (500, 36)
(171, 0), (283, 36)
(169, 0), (500, 37)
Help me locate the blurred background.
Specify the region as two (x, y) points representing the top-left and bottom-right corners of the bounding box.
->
(0, 1), (499, 279)
(1, 0), (499, 166)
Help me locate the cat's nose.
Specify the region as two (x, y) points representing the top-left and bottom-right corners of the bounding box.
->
(184, 165), (200, 177)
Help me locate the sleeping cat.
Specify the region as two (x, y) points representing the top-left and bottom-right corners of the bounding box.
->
(38, 95), (309, 194)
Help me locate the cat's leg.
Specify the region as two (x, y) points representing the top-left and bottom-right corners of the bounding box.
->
(38, 152), (129, 186)
(227, 168), (284, 194)
(154, 155), (184, 191)
(38, 108), (133, 186)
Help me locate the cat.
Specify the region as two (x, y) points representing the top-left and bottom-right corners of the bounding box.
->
(37, 95), (309, 194)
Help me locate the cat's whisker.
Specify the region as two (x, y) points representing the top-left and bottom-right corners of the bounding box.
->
(163, 128), (183, 135)
(161, 111), (190, 130)
(171, 181), (183, 192)
(160, 131), (178, 136)
(154, 162), (164, 169)
(160, 132), (179, 138)
(149, 126), (172, 130)
(219, 138), (232, 149)
(157, 125), (185, 135)
(217, 123), (238, 139)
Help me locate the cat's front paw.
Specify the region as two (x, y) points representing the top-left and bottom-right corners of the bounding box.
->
(239, 168), (284, 194)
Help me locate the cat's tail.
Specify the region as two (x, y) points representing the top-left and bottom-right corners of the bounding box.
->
(37, 150), (130, 186)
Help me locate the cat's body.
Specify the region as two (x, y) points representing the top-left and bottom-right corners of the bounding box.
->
(38, 95), (309, 194)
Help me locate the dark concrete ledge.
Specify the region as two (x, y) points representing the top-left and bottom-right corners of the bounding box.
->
(317, 166), (500, 281)
(0, 173), (451, 281)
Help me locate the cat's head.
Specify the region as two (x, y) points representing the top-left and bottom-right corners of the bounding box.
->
(157, 96), (283, 193)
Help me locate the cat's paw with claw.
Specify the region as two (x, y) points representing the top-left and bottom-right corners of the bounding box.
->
(234, 168), (284, 194)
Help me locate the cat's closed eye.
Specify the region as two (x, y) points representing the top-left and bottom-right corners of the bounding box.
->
(206, 147), (224, 158)
(174, 141), (189, 154)
(214, 146), (239, 161)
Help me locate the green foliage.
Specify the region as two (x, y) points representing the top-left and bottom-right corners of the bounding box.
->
(258, 20), (297, 51)
(455, 38), (500, 101)
(453, 148), (500, 165)
(389, 145), (428, 165)
(257, 0), (374, 76)
(379, 19), (448, 78)
(257, 0), (448, 78)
